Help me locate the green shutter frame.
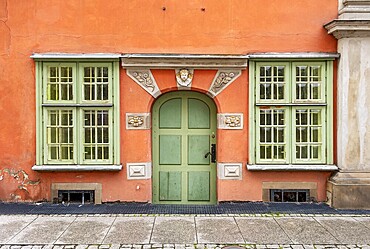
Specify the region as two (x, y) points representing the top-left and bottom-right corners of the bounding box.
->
(36, 60), (120, 167)
(250, 60), (333, 166)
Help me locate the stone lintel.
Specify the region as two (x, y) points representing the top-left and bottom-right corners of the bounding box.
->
(121, 54), (248, 69)
(325, 19), (370, 38)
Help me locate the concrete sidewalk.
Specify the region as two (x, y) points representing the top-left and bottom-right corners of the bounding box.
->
(1, 214), (370, 248)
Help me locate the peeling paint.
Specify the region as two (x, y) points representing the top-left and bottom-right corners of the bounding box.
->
(0, 168), (41, 194)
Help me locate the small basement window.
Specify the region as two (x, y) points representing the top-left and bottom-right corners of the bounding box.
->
(270, 189), (310, 202)
(58, 190), (95, 204)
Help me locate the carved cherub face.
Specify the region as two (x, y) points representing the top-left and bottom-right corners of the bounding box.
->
(179, 69), (189, 81)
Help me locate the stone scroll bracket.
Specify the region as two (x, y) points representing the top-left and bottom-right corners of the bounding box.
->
(208, 70), (242, 98)
(217, 163), (243, 180)
(126, 113), (151, 130)
(126, 70), (161, 98)
(217, 113), (244, 129)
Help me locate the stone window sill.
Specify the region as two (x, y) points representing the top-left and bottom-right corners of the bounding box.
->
(32, 164), (122, 172)
(247, 164), (338, 171)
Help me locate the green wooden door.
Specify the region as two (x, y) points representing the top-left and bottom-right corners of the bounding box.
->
(152, 91), (217, 204)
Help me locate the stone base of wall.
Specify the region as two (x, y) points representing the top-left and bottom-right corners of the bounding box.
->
(327, 172), (370, 209)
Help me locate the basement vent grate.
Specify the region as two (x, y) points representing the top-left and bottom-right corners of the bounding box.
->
(57, 190), (95, 204)
(270, 189), (310, 202)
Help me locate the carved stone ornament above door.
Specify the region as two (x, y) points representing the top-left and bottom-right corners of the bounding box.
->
(208, 70), (242, 97)
(175, 68), (194, 89)
(126, 70), (161, 98)
(122, 54), (248, 97)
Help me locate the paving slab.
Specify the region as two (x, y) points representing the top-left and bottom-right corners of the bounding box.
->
(7, 216), (75, 244)
(151, 217), (196, 244)
(56, 216), (115, 244)
(354, 217), (370, 230)
(0, 215), (37, 243)
(103, 217), (154, 244)
(235, 217), (292, 244)
(195, 217), (244, 244)
(315, 217), (370, 244)
(275, 217), (338, 244)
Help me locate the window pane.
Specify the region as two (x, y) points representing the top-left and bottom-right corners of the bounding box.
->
(294, 109), (323, 161)
(83, 66), (109, 101)
(295, 65), (322, 101)
(47, 66), (73, 101)
(83, 109), (110, 161)
(259, 65), (286, 101)
(258, 108), (286, 162)
(46, 109), (74, 162)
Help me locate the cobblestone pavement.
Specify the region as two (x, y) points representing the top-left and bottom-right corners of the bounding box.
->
(1, 244), (370, 249)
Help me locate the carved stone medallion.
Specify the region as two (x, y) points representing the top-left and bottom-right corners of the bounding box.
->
(175, 68), (194, 88)
(217, 113), (244, 129)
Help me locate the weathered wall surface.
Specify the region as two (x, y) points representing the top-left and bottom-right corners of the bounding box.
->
(0, 0), (337, 202)
(337, 38), (370, 171)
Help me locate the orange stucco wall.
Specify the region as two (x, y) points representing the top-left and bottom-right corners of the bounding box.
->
(0, 0), (338, 202)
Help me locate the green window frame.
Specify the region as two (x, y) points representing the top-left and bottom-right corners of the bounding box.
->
(250, 60), (333, 166)
(35, 60), (120, 168)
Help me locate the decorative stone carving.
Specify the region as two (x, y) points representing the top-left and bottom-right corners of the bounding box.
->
(208, 70), (242, 97)
(217, 113), (243, 129)
(175, 68), (194, 89)
(127, 162), (151, 180)
(217, 163), (242, 180)
(126, 113), (151, 130)
(128, 116), (144, 127)
(127, 70), (161, 98)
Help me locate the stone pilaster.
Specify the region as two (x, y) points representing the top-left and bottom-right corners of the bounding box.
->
(325, 0), (370, 209)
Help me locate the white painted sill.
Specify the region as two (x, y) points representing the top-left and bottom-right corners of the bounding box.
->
(247, 164), (338, 171)
(32, 164), (122, 171)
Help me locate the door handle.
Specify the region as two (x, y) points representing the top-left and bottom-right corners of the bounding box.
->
(204, 144), (216, 163)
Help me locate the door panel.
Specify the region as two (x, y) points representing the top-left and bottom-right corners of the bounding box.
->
(159, 98), (182, 129)
(159, 135), (182, 165)
(188, 135), (210, 165)
(188, 98), (210, 129)
(159, 171), (182, 201)
(188, 171), (210, 201)
(153, 91), (217, 204)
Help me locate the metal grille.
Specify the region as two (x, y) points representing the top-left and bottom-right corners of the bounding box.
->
(58, 190), (94, 204)
(270, 189), (310, 202)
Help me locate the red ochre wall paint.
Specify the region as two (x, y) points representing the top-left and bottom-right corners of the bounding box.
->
(0, 0), (337, 202)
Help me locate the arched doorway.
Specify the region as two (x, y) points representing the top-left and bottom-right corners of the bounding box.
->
(152, 91), (217, 204)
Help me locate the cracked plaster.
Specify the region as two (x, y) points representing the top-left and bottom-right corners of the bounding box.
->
(0, 168), (41, 201)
